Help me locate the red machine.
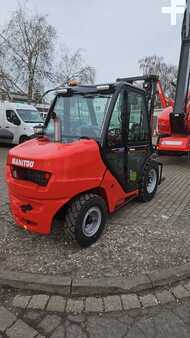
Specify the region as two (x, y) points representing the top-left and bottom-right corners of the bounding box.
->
(6, 77), (162, 247)
(156, 80), (174, 109)
(157, 0), (190, 155)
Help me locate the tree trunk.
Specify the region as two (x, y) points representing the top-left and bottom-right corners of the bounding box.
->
(28, 64), (34, 100)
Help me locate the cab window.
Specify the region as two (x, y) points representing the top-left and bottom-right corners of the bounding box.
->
(107, 92), (124, 148)
(128, 92), (149, 143)
(6, 110), (21, 126)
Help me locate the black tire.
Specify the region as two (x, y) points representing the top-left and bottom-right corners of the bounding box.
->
(19, 135), (29, 144)
(64, 193), (107, 247)
(138, 160), (159, 202)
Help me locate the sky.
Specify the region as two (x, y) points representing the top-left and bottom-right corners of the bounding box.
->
(0, 0), (184, 83)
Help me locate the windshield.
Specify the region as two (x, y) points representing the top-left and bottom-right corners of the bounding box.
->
(45, 93), (113, 142)
(17, 109), (44, 123)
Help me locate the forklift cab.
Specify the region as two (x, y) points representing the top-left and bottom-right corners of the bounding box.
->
(45, 78), (158, 195)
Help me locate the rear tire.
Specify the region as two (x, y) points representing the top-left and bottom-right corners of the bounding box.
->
(64, 193), (107, 247)
(138, 160), (159, 202)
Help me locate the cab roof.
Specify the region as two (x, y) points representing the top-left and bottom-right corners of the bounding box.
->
(56, 80), (146, 95)
(0, 101), (37, 110)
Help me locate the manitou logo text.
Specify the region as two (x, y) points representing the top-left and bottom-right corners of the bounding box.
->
(12, 158), (34, 168)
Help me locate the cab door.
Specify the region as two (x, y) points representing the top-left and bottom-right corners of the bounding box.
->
(5, 110), (21, 143)
(126, 89), (152, 192)
(103, 89), (127, 189)
(0, 108), (14, 144)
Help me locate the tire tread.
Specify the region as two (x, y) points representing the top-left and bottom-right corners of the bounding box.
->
(64, 193), (104, 243)
(138, 160), (159, 202)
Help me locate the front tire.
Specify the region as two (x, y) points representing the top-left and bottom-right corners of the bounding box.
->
(138, 160), (159, 202)
(19, 135), (29, 144)
(64, 193), (107, 247)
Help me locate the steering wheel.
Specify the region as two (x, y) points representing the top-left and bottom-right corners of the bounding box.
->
(107, 128), (122, 147)
(128, 124), (140, 141)
(108, 128), (121, 136)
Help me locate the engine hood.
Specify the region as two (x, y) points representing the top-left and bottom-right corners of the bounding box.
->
(7, 138), (106, 178)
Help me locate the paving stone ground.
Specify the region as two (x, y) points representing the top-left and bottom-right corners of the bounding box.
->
(0, 280), (190, 337)
(1, 146), (190, 280)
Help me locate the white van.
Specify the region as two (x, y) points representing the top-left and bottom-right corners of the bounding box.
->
(0, 101), (44, 144)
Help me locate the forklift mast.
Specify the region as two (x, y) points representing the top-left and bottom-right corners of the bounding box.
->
(171, 0), (190, 132)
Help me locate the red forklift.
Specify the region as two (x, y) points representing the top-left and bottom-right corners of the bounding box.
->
(6, 76), (162, 247)
(157, 0), (190, 155)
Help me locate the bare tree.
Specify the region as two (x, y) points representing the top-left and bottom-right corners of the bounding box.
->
(0, 5), (56, 100)
(139, 55), (177, 99)
(54, 48), (95, 85)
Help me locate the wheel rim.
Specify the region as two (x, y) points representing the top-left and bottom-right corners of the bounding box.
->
(82, 207), (102, 237)
(147, 169), (157, 194)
